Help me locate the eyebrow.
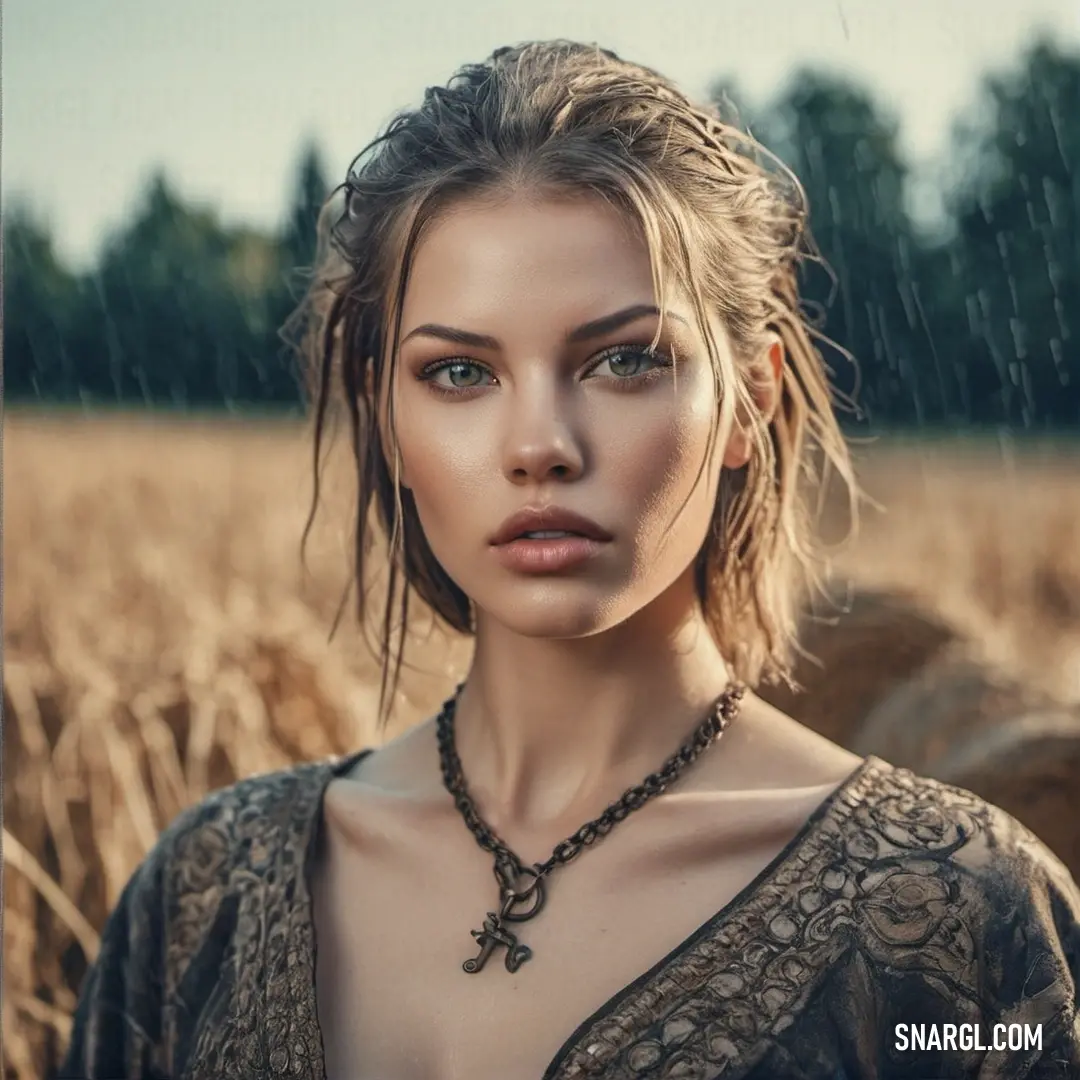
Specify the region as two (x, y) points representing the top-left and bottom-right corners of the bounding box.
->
(399, 303), (689, 350)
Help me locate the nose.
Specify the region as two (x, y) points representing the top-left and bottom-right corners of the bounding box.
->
(500, 378), (585, 484)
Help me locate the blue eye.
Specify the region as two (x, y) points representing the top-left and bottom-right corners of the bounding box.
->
(591, 346), (667, 379)
(422, 360), (491, 389)
(429, 362), (490, 388)
(416, 343), (673, 399)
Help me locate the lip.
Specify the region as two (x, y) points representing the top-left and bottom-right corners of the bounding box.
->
(491, 535), (608, 574)
(489, 506), (613, 547)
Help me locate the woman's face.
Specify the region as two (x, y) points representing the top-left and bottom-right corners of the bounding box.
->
(387, 190), (749, 640)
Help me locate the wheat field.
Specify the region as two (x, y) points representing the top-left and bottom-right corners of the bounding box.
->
(4, 411), (1080, 1079)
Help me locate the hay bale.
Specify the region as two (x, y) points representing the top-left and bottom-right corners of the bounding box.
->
(850, 645), (1062, 771)
(760, 588), (960, 746)
(850, 649), (1080, 878)
(932, 712), (1080, 877)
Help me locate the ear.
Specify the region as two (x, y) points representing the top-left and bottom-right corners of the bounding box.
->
(722, 334), (784, 470)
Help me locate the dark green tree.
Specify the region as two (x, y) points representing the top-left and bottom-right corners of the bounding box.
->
(264, 139), (333, 400)
(281, 139), (332, 272)
(84, 171), (291, 408)
(2, 205), (85, 401)
(930, 37), (1080, 427)
(757, 71), (944, 426)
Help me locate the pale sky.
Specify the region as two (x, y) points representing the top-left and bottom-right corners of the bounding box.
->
(4, 0), (1077, 272)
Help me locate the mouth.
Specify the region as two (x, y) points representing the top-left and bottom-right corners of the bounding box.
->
(490, 506), (613, 547)
(489, 532), (609, 574)
(488, 506), (613, 574)
(513, 530), (587, 540)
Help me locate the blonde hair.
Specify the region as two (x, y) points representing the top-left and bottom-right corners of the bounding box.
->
(294, 40), (860, 729)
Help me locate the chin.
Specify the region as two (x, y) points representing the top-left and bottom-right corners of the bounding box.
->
(473, 579), (629, 640)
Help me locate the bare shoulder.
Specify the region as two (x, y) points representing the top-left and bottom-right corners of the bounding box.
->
(323, 721), (453, 851)
(686, 689), (865, 796)
(331, 718), (442, 798)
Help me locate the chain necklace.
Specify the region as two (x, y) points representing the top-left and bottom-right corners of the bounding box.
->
(436, 680), (746, 975)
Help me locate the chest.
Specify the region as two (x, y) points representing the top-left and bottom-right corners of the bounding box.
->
(311, 791), (817, 1080)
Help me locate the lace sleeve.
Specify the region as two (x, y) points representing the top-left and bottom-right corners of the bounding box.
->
(964, 808), (1080, 1079)
(54, 760), (340, 1080)
(56, 844), (173, 1080)
(928, 807), (1080, 1075)
(823, 772), (1080, 1079)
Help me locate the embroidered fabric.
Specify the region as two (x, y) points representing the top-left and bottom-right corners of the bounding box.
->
(60, 754), (1080, 1080)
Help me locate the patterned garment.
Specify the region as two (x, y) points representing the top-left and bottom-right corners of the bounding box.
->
(60, 753), (1080, 1080)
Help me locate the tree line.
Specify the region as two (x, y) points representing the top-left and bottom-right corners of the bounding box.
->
(4, 38), (1077, 430)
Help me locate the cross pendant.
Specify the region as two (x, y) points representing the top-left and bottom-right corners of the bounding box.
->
(462, 908), (533, 973)
(462, 863), (546, 974)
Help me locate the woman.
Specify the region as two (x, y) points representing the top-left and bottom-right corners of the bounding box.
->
(62, 40), (1079, 1080)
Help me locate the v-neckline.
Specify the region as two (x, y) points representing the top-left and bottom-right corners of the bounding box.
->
(303, 747), (877, 1080)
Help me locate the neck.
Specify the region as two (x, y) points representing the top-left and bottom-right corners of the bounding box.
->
(452, 576), (734, 830)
